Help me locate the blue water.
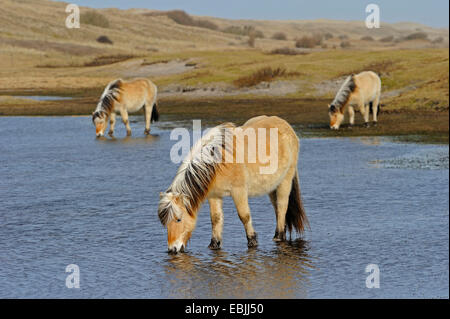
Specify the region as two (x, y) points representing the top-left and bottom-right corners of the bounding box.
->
(0, 117), (448, 298)
(14, 96), (74, 101)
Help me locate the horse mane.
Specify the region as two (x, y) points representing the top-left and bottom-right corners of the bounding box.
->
(158, 123), (235, 226)
(330, 75), (356, 112)
(93, 79), (123, 119)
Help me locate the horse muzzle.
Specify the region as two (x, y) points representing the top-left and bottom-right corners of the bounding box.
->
(168, 243), (185, 254)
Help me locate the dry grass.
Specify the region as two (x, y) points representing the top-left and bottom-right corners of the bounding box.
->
(234, 67), (286, 88)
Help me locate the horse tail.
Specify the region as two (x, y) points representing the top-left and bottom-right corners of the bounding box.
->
(285, 170), (310, 234)
(151, 103), (160, 122)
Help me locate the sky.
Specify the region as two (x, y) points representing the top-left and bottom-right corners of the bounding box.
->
(58, 0), (449, 28)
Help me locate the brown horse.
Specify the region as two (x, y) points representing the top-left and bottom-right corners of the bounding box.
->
(328, 71), (381, 130)
(158, 116), (309, 254)
(92, 78), (159, 137)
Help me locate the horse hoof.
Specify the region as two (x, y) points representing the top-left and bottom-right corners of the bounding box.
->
(273, 231), (286, 242)
(373, 122), (378, 127)
(144, 130), (150, 136)
(108, 131), (114, 137)
(127, 131), (132, 137)
(364, 123), (370, 128)
(247, 234), (258, 248)
(208, 238), (222, 250)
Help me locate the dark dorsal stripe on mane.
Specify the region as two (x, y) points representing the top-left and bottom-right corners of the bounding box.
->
(93, 79), (123, 120)
(158, 124), (234, 225)
(330, 75), (356, 113)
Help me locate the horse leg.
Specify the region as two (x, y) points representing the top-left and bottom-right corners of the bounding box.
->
(269, 191), (284, 241)
(273, 171), (295, 241)
(372, 96), (380, 126)
(120, 108), (132, 136)
(348, 106), (355, 127)
(108, 112), (116, 137)
(208, 198), (224, 250)
(143, 103), (151, 135)
(359, 100), (370, 127)
(232, 189), (257, 248)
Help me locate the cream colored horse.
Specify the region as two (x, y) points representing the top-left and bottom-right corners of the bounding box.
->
(328, 71), (381, 130)
(158, 116), (309, 254)
(92, 78), (159, 137)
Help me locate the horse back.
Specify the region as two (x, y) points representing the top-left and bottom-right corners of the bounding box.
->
(353, 71), (381, 101)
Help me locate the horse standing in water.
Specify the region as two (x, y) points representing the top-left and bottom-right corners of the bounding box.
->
(328, 71), (381, 130)
(158, 116), (309, 254)
(92, 78), (159, 137)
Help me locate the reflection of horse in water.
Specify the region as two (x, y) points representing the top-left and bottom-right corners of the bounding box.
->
(158, 116), (309, 253)
(162, 240), (314, 298)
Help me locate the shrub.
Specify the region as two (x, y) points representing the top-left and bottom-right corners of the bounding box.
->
(379, 35), (394, 42)
(195, 19), (219, 30)
(96, 35), (113, 45)
(223, 25), (264, 38)
(295, 35), (322, 48)
(361, 36), (374, 41)
(166, 10), (218, 30)
(248, 34), (256, 47)
(403, 32), (428, 41)
(340, 41), (351, 48)
(84, 55), (137, 67)
(234, 67), (286, 88)
(432, 37), (444, 44)
(272, 32), (287, 41)
(324, 33), (333, 40)
(338, 35), (349, 40)
(81, 11), (110, 28)
(270, 47), (307, 55)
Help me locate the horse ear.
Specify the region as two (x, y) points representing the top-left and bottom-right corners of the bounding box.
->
(159, 192), (164, 199)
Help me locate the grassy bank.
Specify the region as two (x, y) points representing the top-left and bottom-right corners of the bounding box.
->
(1, 96), (447, 143)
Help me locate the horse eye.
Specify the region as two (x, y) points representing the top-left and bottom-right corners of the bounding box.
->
(176, 218), (182, 223)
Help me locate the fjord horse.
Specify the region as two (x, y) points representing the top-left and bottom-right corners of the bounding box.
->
(158, 116), (309, 254)
(328, 71), (381, 130)
(92, 78), (159, 137)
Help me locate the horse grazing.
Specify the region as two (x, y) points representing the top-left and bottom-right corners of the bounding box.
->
(328, 71), (381, 130)
(92, 78), (159, 137)
(158, 116), (309, 254)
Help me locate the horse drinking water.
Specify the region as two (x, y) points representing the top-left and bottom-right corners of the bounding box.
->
(328, 71), (381, 130)
(92, 78), (159, 137)
(158, 116), (309, 254)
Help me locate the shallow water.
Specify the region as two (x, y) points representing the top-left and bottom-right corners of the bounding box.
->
(14, 96), (73, 101)
(0, 117), (448, 299)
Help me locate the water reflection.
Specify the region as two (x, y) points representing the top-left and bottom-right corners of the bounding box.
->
(95, 134), (160, 144)
(163, 240), (314, 299)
